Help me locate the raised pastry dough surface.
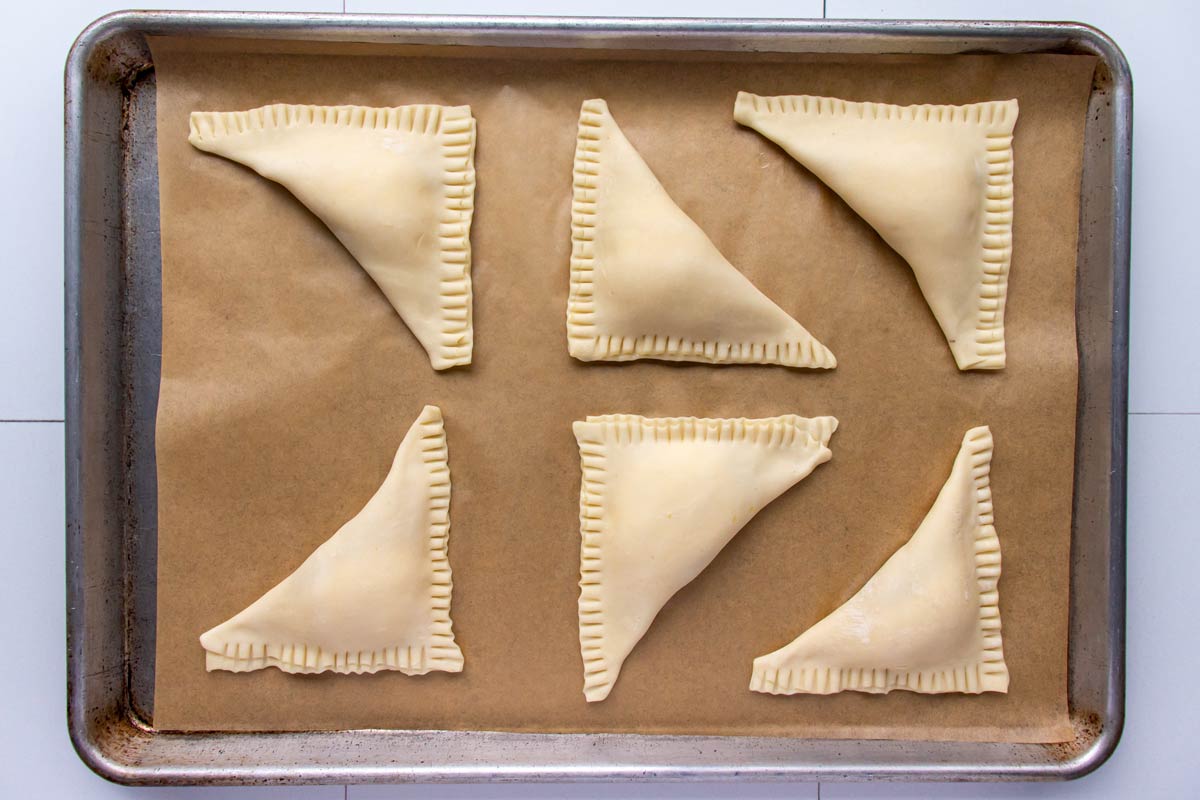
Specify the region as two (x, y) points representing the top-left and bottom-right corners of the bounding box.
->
(190, 104), (475, 370)
(575, 414), (838, 701)
(199, 405), (463, 675)
(750, 426), (1008, 695)
(735, 93), (1017, 370)
(569, 99), (835, 368)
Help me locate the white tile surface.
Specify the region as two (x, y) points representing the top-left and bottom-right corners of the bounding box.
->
(1, 0), (343, 421)
(347, 0), (823, 17)
(4, 0), (1186, 796)
(0, 422), (341, 798)
(826, 1), (1200, 414)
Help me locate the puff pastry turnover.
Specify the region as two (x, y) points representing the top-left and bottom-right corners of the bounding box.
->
(199, 405), (463, 675)
(569, 99), (835, 368)
(575, 413), (838, 701)
(189, 104), (476, 370)
(735, 93), (1018, 370)
(751, 426), (1008, 696)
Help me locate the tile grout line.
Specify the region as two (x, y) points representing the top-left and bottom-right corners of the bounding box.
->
(1128, 410), (1200, 417)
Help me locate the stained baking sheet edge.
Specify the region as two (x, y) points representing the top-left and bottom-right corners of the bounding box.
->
(64, 11), (1130, 784)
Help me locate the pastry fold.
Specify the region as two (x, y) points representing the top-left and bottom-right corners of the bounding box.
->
(189, 104), (475, 370)
(735, 93), (1017, 370)
(575, 413), (837, 701)
(750, 426), (1008, 695)
(569, 99), (835, 368)
(199, 405), (463, 675)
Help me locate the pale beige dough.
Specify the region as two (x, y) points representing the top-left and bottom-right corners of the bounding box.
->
(189, 104), (475, 370)
(199, 405), (463, 675)
(751, 426), (1008, 695)
(575, 414), (838, 702)
(735, 93), (1018, 370)
(568, 99), (835, 368)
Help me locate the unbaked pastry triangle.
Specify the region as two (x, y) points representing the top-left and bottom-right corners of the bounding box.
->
(750, 426), (1008, 696)
(575, 413), (838, 701)
(189, 104), (475, 370)
(199, 405), (463, 675)
(569, 99), (835, 368)
(735, 93), (1017, 370)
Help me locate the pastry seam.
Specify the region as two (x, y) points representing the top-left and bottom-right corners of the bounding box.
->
(576, 413), (838, 701)
(735, 93), (1016, 369)
(567, 99), (835, 368)
(576, 420), (610, 701)
(566, 99), (604, 361)
(584, 413), (838, 445)
(189, 103), (476, 370)
(414, 404), (464, 674)
(202, 406), (464, 676)
(749, 425), (1007, 694)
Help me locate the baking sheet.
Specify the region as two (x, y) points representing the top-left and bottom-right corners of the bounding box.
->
(150, 36), (1094, 742)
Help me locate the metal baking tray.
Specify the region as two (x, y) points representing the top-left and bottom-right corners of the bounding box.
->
(64, 11), (1130, 785)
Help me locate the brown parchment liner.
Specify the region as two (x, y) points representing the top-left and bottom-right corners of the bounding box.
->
(150, 36), (1095, 742)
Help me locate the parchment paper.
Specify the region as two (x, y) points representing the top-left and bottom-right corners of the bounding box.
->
(150, 36), (1095, 742)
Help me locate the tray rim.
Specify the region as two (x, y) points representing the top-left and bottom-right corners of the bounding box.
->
(64, 10), (1131, 785)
